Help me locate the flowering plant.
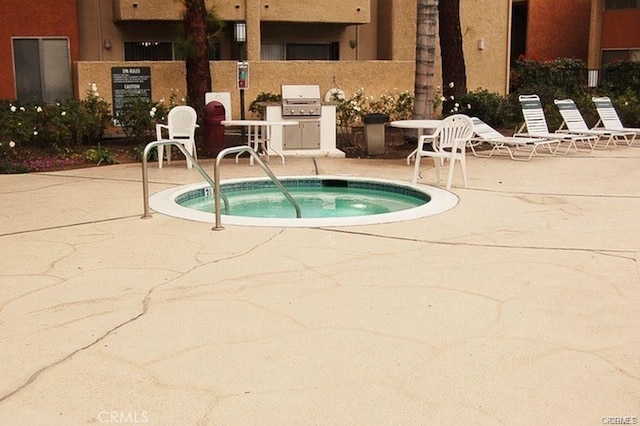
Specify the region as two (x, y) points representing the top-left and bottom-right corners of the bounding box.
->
(332, 88), (414, 132)
(368, 89), (414, 121)
(116, 88), (188, 145)
(333, 87), (367, 135)
(0, 84), (111, 153)
(116, 96), (169, 145)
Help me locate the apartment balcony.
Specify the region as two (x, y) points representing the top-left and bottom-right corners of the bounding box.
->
(113, 0), (369, 24)
(259, 0), (370, 23)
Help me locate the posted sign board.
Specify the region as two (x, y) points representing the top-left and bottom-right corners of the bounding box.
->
(111, 67), (152, 121)
(237, 62), (249, 90)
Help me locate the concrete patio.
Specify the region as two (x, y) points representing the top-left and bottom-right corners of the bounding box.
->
(1, 147), (639, 425)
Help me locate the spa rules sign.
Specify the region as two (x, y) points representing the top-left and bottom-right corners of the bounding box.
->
(111, 67), (152, 121)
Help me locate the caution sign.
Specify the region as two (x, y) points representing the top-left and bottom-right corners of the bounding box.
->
(111, 67), (152, 120)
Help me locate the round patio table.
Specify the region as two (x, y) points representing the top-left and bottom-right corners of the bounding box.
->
(221, 119), (298, 165)
(390, 119), (442, 165)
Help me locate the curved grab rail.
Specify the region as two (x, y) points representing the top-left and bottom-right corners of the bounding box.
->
(141, 140), (228, 219)
(214, 146), (301, 230)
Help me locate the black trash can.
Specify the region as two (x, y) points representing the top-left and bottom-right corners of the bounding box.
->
(203, 101), (226, 157)
(363, 113), (390, 155)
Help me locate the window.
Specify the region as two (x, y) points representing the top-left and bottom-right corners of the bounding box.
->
(12, 38), (72, 103)
(262, 43), (285, 60)
(604, 0), (640, 9)
(124, 41), (221, 61)
(602, 49), (640, 65)
(124, 41), (173, 61)
(261, 43), (339, 60)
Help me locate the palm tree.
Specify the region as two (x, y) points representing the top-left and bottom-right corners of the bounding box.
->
(182, 0), (212, 121)
(439, 0), (467, 114)
(413, 0), (439, 119)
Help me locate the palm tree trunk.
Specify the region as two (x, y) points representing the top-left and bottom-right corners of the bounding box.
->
(439, 0), (467, 115)
(183, 0), (211, 121)
(413, 0), (439, 120)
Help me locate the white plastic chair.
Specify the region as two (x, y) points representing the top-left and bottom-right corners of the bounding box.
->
(515, 94), (597, 154)
(554, 98), (635, 149)
(412, 114), (474, 190)
(156, 105), (199, 169)
(592, 96), (640, 145)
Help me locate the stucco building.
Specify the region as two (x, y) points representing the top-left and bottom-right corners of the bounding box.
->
(588, 0), (640, 68)
(512, 0), (592, 62)
(513, 0), (640, 71)
(1, 0), (638, 117)
(1, 0), (511, 115)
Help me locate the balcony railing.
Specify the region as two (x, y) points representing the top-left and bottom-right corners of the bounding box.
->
(113, 0), (370, 24)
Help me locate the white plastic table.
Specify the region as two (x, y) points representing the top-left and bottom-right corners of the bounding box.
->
(389, 119), (442, 164)
(221, 119), (299, 165)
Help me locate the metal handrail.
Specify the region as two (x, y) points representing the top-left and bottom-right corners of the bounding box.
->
(141, 141), (300, 231)
(214, 146), (301, 230)
(141, 140), (228, 219)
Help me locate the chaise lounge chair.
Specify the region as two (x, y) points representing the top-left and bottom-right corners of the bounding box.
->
(515, 94), (598, 154)
(554, 98), (635, 149)
(592, 96), (640, 146)
(469, 117), (559, 161)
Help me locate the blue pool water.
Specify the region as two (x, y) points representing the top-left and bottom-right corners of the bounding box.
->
(177, 178), (429, 219)
(149, 176), (458, 227)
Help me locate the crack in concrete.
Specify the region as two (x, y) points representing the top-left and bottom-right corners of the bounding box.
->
(319, 227), (640, 256)
(0, 228), (286, 404)
(0, 215), (142, 237)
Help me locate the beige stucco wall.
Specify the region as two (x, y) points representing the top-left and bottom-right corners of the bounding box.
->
(113, 0), (370, 23)
(386, 0), (418, 61)
(461, 0), (511, 94)
(358, 0), (511, 93)
(76, 61), (415, 119)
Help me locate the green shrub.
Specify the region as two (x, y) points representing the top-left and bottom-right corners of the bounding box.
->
(609, 89), (640, 127)
(0, 88), (111, 153)
(330, 88), (415, 130)
(504, 57), (639, 130)
(117, 97), (169, 145)
(599, 61), (640, 98)
(248, 92), (282, 119)
(0, 158), (29, 174)
(452, 89), (509, 127)
(85, 145), (119, 166)
(80, 90), (112, 144)
(510, 57), (588, 99)
(332, 88), (367, 135)
(367, 89), (414, 121)
(0, 101), (40, 151)
(133, 143), (159, 162)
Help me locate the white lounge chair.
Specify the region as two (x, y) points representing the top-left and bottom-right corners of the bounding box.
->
(156, 105), (199, 169)
(592, 96), (640, 146)
(515, 94), (598, 154)
(412, 114), (474, 190)
(554, 98), (635, 149)
(470, 117), (559, 161)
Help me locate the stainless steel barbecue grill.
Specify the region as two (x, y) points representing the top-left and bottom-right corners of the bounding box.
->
(281, 85), (321, 149)
(281, 85), (322, 117)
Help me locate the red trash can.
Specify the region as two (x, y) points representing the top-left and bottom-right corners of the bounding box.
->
(203, 101), (226, 157)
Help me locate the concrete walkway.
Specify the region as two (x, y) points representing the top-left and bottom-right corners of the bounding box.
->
(1, 147), (639, 425)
